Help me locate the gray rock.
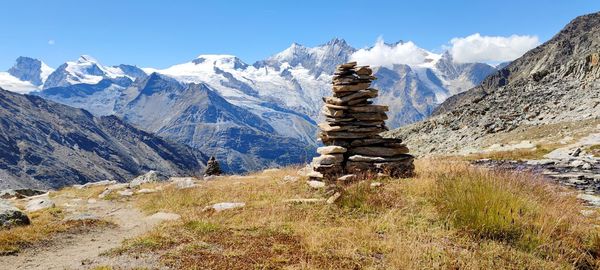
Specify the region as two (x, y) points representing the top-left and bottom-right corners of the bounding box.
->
(130, 171), (163, 187)
(337, 174), (357, 181)
(25, 198), (55, 212)
(117, 189), (134, 197)
(525, 159), (556, 166)
(73, 180), (117, 189)
(205, 202), (245, 212)
(326, 192), (342, 204)
(0, 189), (47, 199)
(577, 193), (600, 207)
(0, 201), (30, 228)
(173, 177), (197, 189)
(312, 154), (344, 165)
(98, 189), (112, 199)
(307, 180), (326, 189)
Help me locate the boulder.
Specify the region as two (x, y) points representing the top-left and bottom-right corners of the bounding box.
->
(98, 189), (112, 199)
(118, 189), (134, 197)
(337, 174), (357, 182)
(74, 180), (117, 189)
(25, 198), (55, 212)
(205, 202), (245, 212)
(307, 180), (326, 189)
(130, 171), (163, 187)
(173, 177), (197, 189)
(0, 201), (30, 228)
(0, 189), (47, 199)
(326, 192), (342, 204)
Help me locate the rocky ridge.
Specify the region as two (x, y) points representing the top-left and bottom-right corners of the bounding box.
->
(0, 88), (206, 189)
(387, 11), (600, 156)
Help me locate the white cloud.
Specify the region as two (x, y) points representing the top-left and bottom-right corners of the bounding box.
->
(350, 37), (427, 68)
(449, 33), (539, 63)
(48, 39), (55, 45)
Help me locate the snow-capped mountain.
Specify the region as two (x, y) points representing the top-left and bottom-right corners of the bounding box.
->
(3, 38), (497, 172)
(0, 57), (54, 93)
(8, 56), (54, 86)
(44, 55), (147, 89)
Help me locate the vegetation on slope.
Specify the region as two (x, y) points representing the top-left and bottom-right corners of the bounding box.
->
(104, 159), (600, 269)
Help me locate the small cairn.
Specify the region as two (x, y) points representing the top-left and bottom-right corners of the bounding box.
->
(308, 61), (415, 182)
(204, 156), (222, 177)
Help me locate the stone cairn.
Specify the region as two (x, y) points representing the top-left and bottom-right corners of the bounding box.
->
(308, 62), (415, 182)
(204, 156), (222, 176)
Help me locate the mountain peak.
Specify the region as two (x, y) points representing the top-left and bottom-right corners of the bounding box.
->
(7, 56), (52, 86)
(77, 55), (99, 64)
(324, 37), (348, 47)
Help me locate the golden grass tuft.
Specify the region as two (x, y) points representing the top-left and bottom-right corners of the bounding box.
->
(465, 144), (557, 161)
(107, 160), (600, 269)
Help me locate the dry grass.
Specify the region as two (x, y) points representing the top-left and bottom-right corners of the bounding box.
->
(465, 144), (557, 161)
(0, 207), (112, 255)
(586, 145), (600, 157)
(106, 161), (600, 269)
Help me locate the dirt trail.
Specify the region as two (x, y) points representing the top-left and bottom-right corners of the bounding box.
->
(0, 196), (175, 270)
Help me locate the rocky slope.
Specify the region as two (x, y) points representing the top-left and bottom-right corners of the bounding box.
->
(388, 12), (600, 155)
(120, 74), (312, 172)
(0, 88), (206, 189)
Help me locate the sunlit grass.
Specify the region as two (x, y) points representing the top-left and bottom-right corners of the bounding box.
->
(100, 160), (600, 269)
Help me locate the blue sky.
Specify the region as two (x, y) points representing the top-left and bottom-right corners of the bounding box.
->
(0, 0), (599, 70)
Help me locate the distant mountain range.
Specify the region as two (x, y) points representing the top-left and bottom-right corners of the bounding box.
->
(0, 88), (206, 189)
(0, 39), (498, 172)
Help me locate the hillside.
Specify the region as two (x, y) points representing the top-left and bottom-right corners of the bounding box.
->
(0, 88), (206, 189)
(388, 11), (600, 156)
(2, 160), (600, 269)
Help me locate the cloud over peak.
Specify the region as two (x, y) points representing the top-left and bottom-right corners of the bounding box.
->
(350, 37), (427, 68)
(448, 33), (540, 63)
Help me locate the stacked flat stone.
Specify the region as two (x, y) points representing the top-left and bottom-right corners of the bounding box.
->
(309, 61), (415, 181)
